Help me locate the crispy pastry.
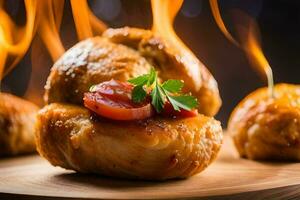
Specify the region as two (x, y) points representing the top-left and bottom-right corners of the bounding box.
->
(228, 84), (300, 161)
(0, 93), (38, 156)
(36, 27), (223, 180)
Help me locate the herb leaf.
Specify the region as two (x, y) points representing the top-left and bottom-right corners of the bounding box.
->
(128, 68), (198, 113)
(132, 85), (147, 103)
(147, 68), (156, 86)
(162, 79), (184, 93)
(167, 95), (198, 111)
(128, 74), (149, 85)
(151, 79), (166, 112)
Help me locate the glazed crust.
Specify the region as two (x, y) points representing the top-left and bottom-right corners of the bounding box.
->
(228, 84), (300, 161)
(45, 27), (221, 117)
(0, 93), (38, 156)
(36, 103), (223, 180)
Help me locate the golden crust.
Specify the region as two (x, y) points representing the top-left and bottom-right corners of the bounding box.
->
(45, 27), (221, 117)
(44, 37), (151, 105)
(35, 103), (223, 180)
(0, 93), (38, 156)
(228, 84), (300, 160)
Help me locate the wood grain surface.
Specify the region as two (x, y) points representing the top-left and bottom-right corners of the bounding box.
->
(0, 136), (300, 200)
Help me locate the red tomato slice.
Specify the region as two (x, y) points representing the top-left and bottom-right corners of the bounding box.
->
(90, 79), (133, 102)
(162, 102), (198, 118)
(84, 80), (153, 120)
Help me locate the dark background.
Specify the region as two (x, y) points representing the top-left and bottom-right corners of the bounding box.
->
(2, 0), (300, 126)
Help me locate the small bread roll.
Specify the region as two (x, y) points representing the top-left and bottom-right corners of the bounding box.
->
(228, 84), (300, 160)
(0, 93), (38, 156)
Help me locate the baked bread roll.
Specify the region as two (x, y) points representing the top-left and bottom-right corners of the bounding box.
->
(35, 27), (223, 180)
(0, 93), (38, 156)
(228, 84), (300, 161)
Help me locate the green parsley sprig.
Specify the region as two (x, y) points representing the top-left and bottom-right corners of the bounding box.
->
(128, 68), (198, 113)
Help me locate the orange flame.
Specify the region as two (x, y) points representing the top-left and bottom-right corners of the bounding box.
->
(0, 0), (107, 100)
(71, 0), (107, 40)
(0, 0), (37, 83)
(209, 0), (274, 96)
(37, 0), (65, 61)
(24, 0), (66, 105)
(151, 0), (203, 90)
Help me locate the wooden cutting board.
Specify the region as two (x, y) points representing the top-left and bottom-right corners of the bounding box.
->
(0, 136), (300, 200)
